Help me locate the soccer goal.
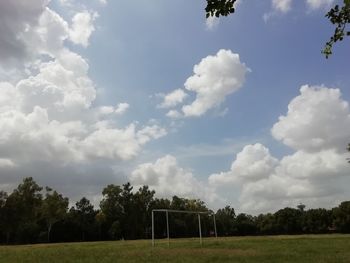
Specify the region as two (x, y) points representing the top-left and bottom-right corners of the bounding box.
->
(151, 209), (217, 247)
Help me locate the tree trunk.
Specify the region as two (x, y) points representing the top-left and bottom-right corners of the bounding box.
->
(47, 223), (52, 243)
(6, 231), (10, 244)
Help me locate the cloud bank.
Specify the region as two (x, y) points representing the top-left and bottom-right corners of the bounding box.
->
(0, 0), (166, 201)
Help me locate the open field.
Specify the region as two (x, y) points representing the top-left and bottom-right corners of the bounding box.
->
(1, 234), (350, 263)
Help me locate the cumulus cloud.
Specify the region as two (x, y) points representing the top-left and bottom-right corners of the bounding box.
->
(69, 11), (97, 47)
(130, 155), (218, 203)
(162, 49), (248, 118)
(17, 51), (95, 115)
(272, 0), (293, 13)
(209, 144), (278, 185)
(97, 103), (129, 116)
(0, 159), (15, 168)
(158, 89), (188, 109)
(265, 0), (335, 20)
(181, 49), (248, 117)
(206, 16), (220, 30)
(115, 103), (130, 115)
(263, 0), (292, 22)
(209, 86), (350, 214)
(271, 85), (350, 153)
(98, 0), (108, 5)
(166, 110), (182, 119)
(82, 124), (166, 161)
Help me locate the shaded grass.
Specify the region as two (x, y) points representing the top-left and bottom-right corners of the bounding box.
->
(1, 234), (350, 263)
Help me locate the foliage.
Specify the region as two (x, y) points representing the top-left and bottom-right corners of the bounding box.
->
(205, 0), (237, 18)
(332, 201), (350, 233)
(215, 206), (235, 236)
(322, 0), (350, 58)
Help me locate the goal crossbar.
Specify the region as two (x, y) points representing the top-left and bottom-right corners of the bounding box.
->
(151, 209), (217, 247)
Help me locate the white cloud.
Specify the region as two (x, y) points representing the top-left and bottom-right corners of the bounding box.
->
(166, 109), (182, 119)
(16, 51), (96, 115)
(115, 103), (130, 115)
(271, 85), (350, 152)
(206, 16), (220, 30)
(0, 159), (15, 168)
(97, 103), (129, 116)
(136, 125), (167, 144)
(130, 155), (217, 203)
(158, 89), (188, 109)
(209, 144), (278, 185)
(306, 0), (335, 10)
(181, 49), (249, 117)
(98, 0), (108, 5)
(266, 0), (335, 20)
(98, 106), (115, 115)
(263, 0), (292, 22)
(82, 124), (166, 161)
(69, 11), (97, 47)
(31, 8), (70, 57)
(272, 0), (292, 13)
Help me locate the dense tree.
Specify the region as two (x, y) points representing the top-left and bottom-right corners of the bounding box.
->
(95, 211), (106, 240)
(332, 201), (350, 232)
(73, 197), (97, 241)
(302, 208), (332, 234)
(297, 203), (306, 212)
(274, 208), (303, 234)
(134, 186), (155, 238)
(100, 184), (123, 223)
(255, 213), (276, 235)
(1, 178), (350, 244)
(120, 183), (136, 239)
(215, 206), (235, 236)
(8, 177), (43, 243)
(0, 191), (8, 242)
(41, 187), (69, 242)
(233, 213), (257, 235)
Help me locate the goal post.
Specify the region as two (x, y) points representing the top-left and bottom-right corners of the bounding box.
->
(151, 209), (217, 247)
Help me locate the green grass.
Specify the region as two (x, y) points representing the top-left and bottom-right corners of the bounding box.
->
(1, 234), (350, 263)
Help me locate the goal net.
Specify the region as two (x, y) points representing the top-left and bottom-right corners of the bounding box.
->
(151, 209), (217, 247)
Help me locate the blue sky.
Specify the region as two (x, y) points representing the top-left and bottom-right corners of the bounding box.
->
(0, 0), (349, 213)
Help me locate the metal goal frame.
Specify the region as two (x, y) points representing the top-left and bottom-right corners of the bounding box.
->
(151, 209), (217, 247)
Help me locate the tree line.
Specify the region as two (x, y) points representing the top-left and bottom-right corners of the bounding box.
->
(0, 177), (350, 244)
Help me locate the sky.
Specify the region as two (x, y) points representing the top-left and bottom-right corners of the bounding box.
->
(0, 0), (349, 214)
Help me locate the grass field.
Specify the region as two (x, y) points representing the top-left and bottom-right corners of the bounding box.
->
(1, 234), (350, 263)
